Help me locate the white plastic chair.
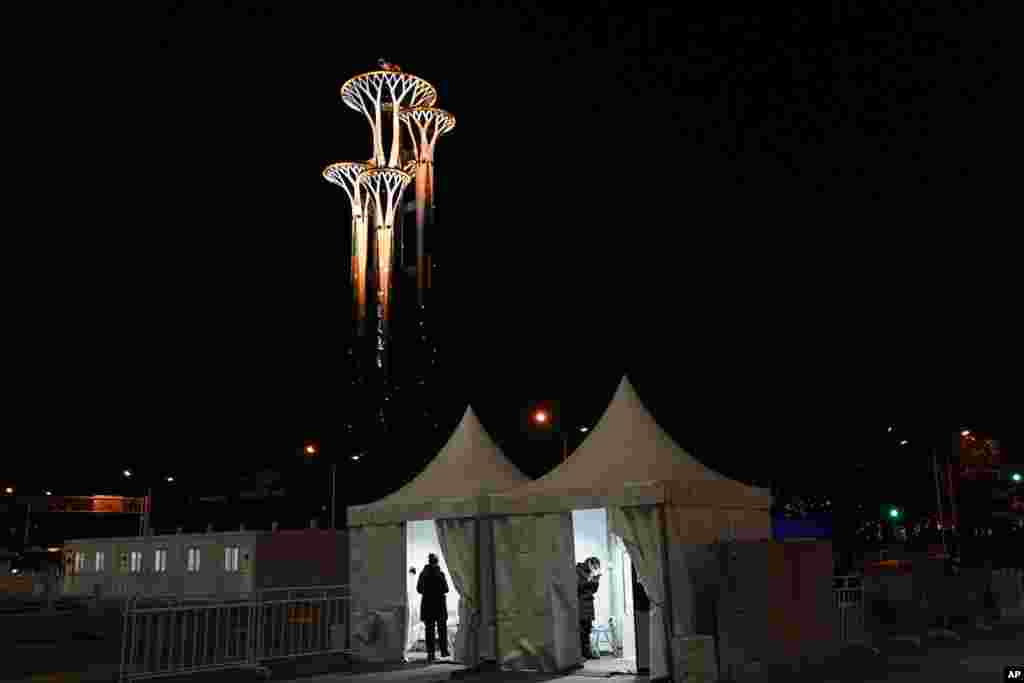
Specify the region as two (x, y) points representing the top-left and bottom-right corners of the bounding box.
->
(591, 623), (613, 655)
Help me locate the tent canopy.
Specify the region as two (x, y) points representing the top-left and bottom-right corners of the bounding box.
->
(487, 376), (772, 515)
(348, 406), (529, 526)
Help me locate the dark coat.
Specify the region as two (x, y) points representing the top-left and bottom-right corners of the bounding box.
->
(417, 563), (449, 623)
(577, 562), (599, 622)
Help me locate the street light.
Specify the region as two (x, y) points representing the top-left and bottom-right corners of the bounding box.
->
(165, 476), (175, 483)
(899, 440), (909, 446)
(3, 487), (12, 495)
(305, 444), (317, 455)
(123, 469), (132, 478)
(532, 409), (589, 463)
(960, 429), (971, 437)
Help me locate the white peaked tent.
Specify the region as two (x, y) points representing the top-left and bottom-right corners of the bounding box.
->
(347, 406), (529, 665)
(485, 376), (772, 678)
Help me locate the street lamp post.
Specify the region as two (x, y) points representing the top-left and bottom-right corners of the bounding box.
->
(306, 444), (342, 530)
(331, 461), (337, 530)
(533, 409), (589, 463)
(125, 469), (172, 537)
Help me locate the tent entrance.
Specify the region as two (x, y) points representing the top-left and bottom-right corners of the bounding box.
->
(572, 508), (637, 674)
(405, 519), (461, 661)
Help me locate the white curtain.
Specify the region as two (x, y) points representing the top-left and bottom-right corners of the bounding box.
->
(492, 514), (576, 672)
(609, 505), (670, 681)
(349, 523), (408, 663)
(406, 568), (420, 651)
(436, 518), (479, 665)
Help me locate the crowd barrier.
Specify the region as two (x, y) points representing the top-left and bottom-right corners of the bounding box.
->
(831, 567), (1022, 652)
(119, 585), (351, 682)
(832, 575), (867, 645)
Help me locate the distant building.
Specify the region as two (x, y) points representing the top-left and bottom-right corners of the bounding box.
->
(62, 525), (347, 599)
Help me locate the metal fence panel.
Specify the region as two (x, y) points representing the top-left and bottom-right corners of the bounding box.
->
(119, 588), (352, 682)
(833, 575), (866, 645)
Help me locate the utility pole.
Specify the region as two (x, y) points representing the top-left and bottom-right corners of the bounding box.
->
(23, 499), (31, 548)
(330, 462), (337, 530)
(932, 446), (947, 555)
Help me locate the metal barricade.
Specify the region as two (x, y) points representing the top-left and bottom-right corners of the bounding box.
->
(992, 568), (1024, 614)
(833, 575), (866, 645)
(119, 586), (351, 681)
(254, 591), (350, 662)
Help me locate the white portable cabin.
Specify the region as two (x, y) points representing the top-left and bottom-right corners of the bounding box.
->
(346, 405), (529, 664)
(485, 376), (773, 678)
(62, 529), (265, 599)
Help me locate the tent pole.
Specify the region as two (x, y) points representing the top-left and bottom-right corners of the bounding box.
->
(473, 516), (482, 666)
(657, 505), (677, 682)
(491, 517), (500, 670)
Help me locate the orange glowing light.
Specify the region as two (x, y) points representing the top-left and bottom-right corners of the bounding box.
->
(305, 444), (316, 455)
(534, 410), (549, 424)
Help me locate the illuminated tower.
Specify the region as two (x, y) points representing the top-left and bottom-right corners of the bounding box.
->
(325, 62), (455, 428)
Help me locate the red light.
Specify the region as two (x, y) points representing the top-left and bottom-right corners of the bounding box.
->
(534, 410), (548, 424)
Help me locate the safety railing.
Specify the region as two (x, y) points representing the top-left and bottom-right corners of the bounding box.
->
(833, 574), (866, 645)
(119, 586), (351, 682)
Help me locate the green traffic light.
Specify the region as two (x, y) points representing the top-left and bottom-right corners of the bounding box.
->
(889, 508), (900, 519)
(1012, 472), (1022, 483)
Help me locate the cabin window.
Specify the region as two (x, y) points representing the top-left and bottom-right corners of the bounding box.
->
(224, 546), (240, 572)
(129, 551), (142, 573)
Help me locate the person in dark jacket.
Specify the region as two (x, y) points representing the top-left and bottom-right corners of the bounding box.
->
(417, 553), (450, 662)
(577, 557), (601, 660)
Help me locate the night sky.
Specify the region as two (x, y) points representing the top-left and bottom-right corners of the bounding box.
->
(4, 4), (1013, 512)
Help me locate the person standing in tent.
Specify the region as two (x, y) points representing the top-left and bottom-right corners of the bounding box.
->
(577, 557), (601, 660)
(417, 553), (450, 662)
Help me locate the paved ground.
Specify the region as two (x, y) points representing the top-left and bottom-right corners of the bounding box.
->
(5, 612), (1021, 683)
(288, 617), (1024, 683)
(743, 617), (1024, 683)
(1, 604), (123, 683)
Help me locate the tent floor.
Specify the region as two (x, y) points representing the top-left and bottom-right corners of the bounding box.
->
(405, 651), (458, 663)
(405, 651), (638, 677)
(580, 656), (638, 676)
